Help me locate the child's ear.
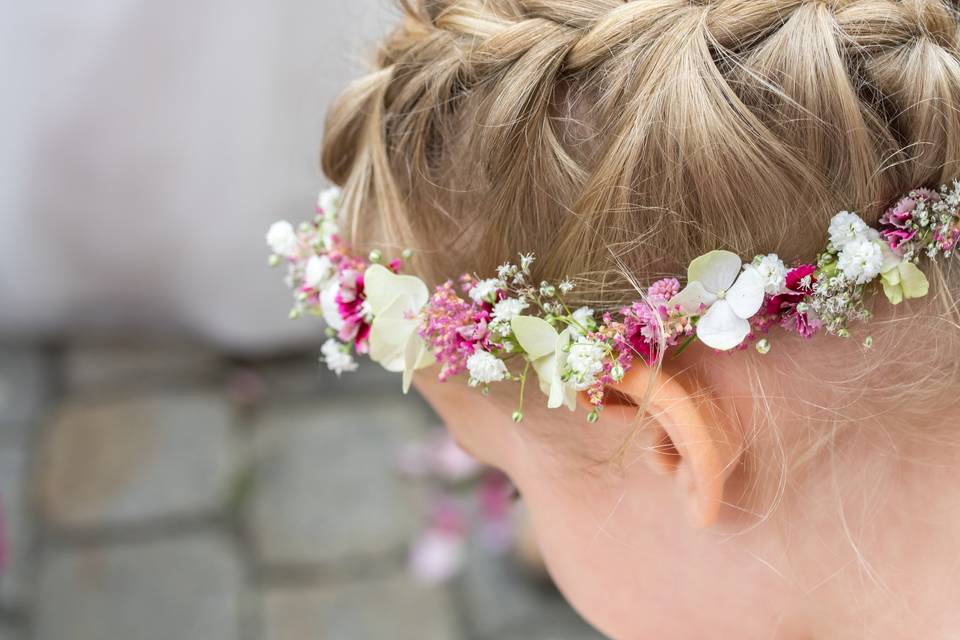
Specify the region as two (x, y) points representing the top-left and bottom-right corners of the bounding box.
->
(585, 364), (743, 529)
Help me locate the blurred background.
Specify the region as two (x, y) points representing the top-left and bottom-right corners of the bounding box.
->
(0, 2), (604, 639)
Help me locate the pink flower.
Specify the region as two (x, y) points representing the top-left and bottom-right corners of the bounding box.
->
(647, 278), (681, 303)
(766, 265), (821, 338)
(335, 269), (371, 352)
(419, 282), (494, 381)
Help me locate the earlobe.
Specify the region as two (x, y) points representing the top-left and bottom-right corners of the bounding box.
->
(589, 365), (743, 529)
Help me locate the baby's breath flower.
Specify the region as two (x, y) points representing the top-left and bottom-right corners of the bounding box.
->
(558, 279), (574, 294)
(492, 298), (529, 324)
(837, 238), (883, 284)
(466, 351), (508, 385)
(469, 278), (502, 304)
(321, 339), (358, 376)
(520, 253), (535, 272)
(828, 211), (870, 250)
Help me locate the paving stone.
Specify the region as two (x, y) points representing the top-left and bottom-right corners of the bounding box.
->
(39, 392), (235, 530)
(0, 345), (51, 445)
(252, 354), (400, 402)
(260, 575), (462, 640)
(0, 447), (31, 609)
(63, 343), (222, 396)
(247, 401), (427, 567)
(35, 534), (243, 640)
(0, 620), (23, 640)
(457, 543), (603, 640)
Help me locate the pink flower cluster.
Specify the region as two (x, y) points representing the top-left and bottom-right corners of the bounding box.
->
(419, 278), (498, 381)
(764, 264), (821, 338)
(879, 189), (936, 254)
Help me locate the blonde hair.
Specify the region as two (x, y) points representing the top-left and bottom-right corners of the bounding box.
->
(321, 0), (960, 486)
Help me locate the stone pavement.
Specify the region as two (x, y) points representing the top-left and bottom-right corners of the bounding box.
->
(0, 342), (606, 640)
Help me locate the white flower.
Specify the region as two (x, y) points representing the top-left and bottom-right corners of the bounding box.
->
(828, 211), (870, 250)
(304, 255), (334, 289)
(519, 253), (535, 272)
(364, 265), (436, 393)
(266, 221), (299, 257)
(320, 281), (344, 330)
(469, 278), (502, 304)
(492, 297), (529, 323)
(570, 307), (596, 336)
(466, 351), (508, 385)
(752, 254), (787, 295)
(320, 339), (358, 376)
(318, 187), (342, 217)
(669, 250), (766, 351)
(565, 338), (606, 390)
(510, 316), (577, 411)
(559, 280), (574, 294)
(837, 238), (884, 284)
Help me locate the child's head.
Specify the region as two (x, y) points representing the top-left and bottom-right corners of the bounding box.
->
(322, 1), (960, 636)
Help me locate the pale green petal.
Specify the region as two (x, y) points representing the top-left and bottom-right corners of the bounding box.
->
(882, 279), (904, 305)
(669, 281), (717, 315)
(364, 264), (429, 316)
(511, 316), (559, 360)
(899, 261), (929, 299)
(725, 267), (765, 319)
(696, 300), (751, 350)
(529, 355), (555, 399)
(547, 328), (577, 411)
(879, 242), (902, 273)
(881, 266), (902, 287)
(687, 250), (743, 294)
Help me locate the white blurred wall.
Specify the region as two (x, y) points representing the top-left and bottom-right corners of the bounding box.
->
(0, 0), (392, 352)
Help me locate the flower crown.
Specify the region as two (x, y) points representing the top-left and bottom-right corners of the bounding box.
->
(267, 182), (960, 422)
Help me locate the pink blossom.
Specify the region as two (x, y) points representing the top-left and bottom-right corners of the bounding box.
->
(766, 265), (821, 338)
(419, 282), (493, 381)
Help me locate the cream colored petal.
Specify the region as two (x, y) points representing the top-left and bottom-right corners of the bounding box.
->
(668, 281), (717, 315)
(696, 300), (751, 350)
(725, 267), (765, 319)
(547, 328), (577, 411)
(511, 316), (559, 360)
(364, 264), (430, 316)
(402, 332), (435, 394)
(687, 250), (743, 294)
(368, 294), (420, 372)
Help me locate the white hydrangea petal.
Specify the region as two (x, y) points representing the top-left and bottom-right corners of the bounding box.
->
(511, 316), (558, 360)
(368, 294), (421, 372)
(724, 267), (766, 319)
(687, 250), (743, 294)
(668, 281), (717, 315)
(529, 354), (556, 399)
(696, 300), (751, 350)
(548, 328), (577, 411)
(402, 332), (435, 393)
(364, 264), (429, 316)
(320, 282), (344, 330)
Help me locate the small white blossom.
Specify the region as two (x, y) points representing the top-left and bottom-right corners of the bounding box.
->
(304, 255), (334, 289)
(752, 254), (787, 295)
(565, 338), (606, 390)
(266, 221), (299, 257)
(558, 279), (574, 295)
(318, 187), (342, 217)
(466, 351), (508, 385)
(571, 307), (596, 334)
(837, 238), (884, 284)
(492, 297), (529, 323)
(469, 278), (502, 304)
(496, 263), (516, 281)
(519, 253), (535, 272)
(828, 211), (870, 250)
(321, 339), (358, 376)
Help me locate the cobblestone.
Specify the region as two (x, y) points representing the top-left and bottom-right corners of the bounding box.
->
(260, 575), (462, 640)
(0, 447), (30, 609)
(0, 345), (51, 445)
(39, 392), (235, 531)
(247, 400), (427, 567)
(457, 543), (604, 640)
(63, 343), (222, 396)
(34, 534), (243, 640)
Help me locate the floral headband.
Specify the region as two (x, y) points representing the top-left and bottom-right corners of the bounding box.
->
(267, 181), (960, 422)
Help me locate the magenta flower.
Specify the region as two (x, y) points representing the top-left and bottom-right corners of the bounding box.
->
(766, 265), (821, 338)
